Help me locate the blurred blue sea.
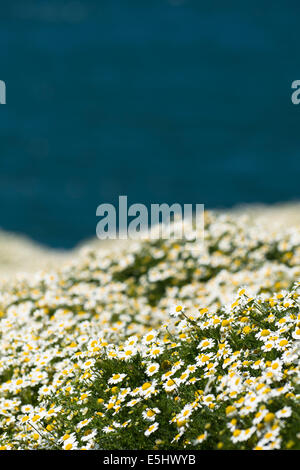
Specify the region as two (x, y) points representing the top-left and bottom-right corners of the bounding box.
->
(1, 0), (300, 248)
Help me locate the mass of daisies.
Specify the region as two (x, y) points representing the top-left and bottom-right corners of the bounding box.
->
(0, 211), (299, 450)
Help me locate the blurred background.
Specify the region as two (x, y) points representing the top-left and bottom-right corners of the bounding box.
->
(1, 0), (300, 249)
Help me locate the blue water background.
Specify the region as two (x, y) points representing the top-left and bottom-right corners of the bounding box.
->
(1, 0), (300, 248)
